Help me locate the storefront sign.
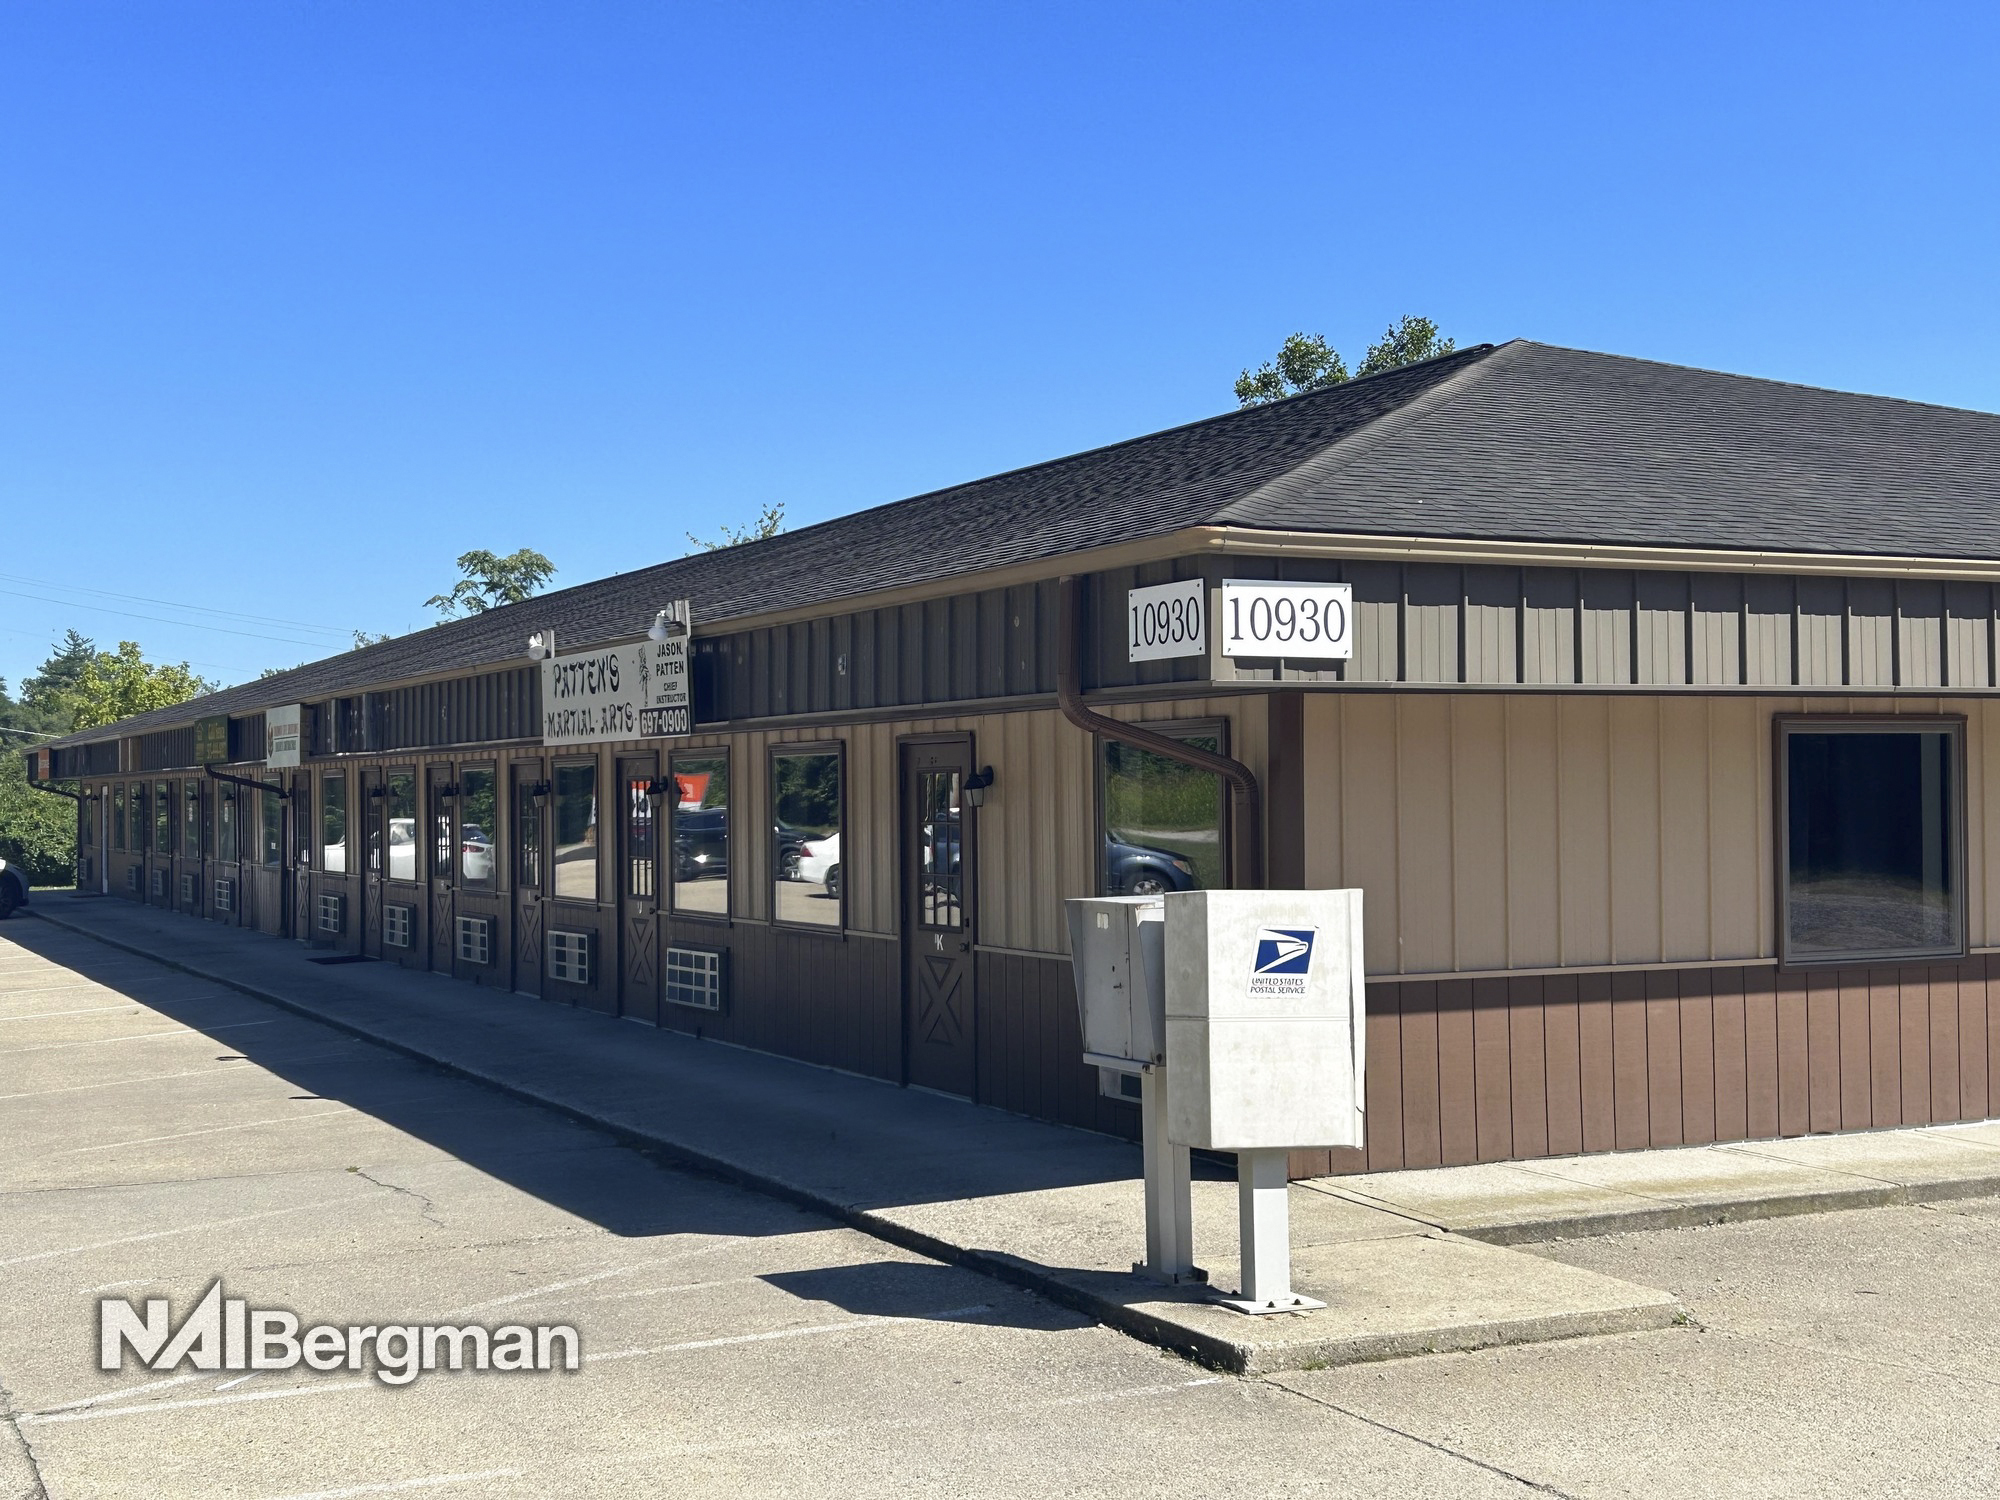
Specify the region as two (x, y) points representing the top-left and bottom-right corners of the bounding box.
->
(1218, 580), (1352, 660)
(265, 705), (303, 768)
(541, 629), (691, 746)
(1127, 578), (1207, 662)
(194, 715), (230, 766)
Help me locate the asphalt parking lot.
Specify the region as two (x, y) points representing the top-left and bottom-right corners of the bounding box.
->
(3, 919), (1998, 1499)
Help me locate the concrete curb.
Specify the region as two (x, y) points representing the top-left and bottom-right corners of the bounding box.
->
(21, 906), (1683, 1375)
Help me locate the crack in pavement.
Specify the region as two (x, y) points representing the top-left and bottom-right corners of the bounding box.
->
(0, 1371), (49, 1500)
(1265, 1374), (1588, 1498)
(351, 1169), (446, 1230)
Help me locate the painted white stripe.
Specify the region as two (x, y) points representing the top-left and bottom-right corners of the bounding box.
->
(0, 1005), (142, 1022)
(21, 1378), (372, 1425)
(0, 1046), (365, 1101)
(257, 1469), (525, 1500)
(0, 1197), (348, 1268)
(586, 1303), (993, 1363)
(32, 1372), (205, 1415)
(215, 1372), (258, 1392)
(15, 1018), (277, 1053)
(438, 1239), (745, 1317)
(56, 1109), (349, 1155)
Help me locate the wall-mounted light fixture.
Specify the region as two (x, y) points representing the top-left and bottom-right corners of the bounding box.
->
(528, 779), (552, 805)
(437, 782), (462, 801)
(647, 607), (689, 643)
(641, 776), (674, 800)
(525, 629), (558, 661)
(964, 765), (996, 808)
(366, 784), (387, 800)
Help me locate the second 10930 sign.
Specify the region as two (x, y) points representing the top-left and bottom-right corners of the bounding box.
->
(1218, 580), (1353, 660)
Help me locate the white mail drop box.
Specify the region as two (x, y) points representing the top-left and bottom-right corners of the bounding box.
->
(1065, 896), (1167, 1073)
(1163, 888), (1365, 1151)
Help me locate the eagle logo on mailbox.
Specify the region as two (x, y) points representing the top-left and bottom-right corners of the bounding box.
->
(1249, 927), (1317, 995)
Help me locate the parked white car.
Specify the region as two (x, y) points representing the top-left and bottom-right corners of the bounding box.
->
(797, 832), (841, 901)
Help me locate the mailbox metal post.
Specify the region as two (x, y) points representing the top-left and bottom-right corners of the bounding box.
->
(1219, 1147), (1324, 1315)
(1138, 1068), (1198, 1285)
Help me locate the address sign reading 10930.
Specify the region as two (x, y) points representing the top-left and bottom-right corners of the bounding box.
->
(1218, 580), (1352, 660)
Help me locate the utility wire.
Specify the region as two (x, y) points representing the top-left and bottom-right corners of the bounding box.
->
(0, 587), (332, 649)
(0, 572), (358, 638)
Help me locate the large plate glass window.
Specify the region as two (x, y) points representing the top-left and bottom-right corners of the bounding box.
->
(386, 772), (417, 879)
(320, 771), (347, 873)
(459, 766), (497, 889)
(1781, 719), (1965, 964)
(155, 781), (172, 856)
(261, 777), (283, 866)
(669, 753), (729, 917)
(772, 748), (842, 929)
(552, 761), (598, 903)
(1098, 729), (1225, 895)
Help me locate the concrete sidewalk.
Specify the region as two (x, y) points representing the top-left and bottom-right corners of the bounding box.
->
(3, 894), (1778, 1373)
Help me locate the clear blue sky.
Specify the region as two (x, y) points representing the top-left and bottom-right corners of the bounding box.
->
(3, 2), (1996, 692)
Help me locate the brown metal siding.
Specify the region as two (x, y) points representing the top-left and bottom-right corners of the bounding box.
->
(1286, 958), (2000, 1177)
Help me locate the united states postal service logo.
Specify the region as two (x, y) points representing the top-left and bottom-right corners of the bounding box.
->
(1248, 927), (1316, 996)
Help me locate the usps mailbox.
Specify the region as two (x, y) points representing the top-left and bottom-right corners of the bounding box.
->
(1165, 886), (1365, 1313)
(1066, 895), (1197, 1285)
(1065, 895), (1166, 1072)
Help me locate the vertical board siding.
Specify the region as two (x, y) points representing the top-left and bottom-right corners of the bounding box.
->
(1342, 958), (2000, 1176)
(1301, 691), (2000, 975)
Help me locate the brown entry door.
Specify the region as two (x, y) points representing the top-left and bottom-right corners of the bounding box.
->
(902, 738), (977, 1097)
(617, 756), (660, 1023)
(427, 767), (456, 971)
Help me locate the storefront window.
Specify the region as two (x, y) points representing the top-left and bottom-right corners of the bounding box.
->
(1099, 732), (1223, 895)
(460, 766), (496, 888)
(261, 777), (283, 867)
(772, 749), (842, 928)
(386, 772), (417, 880)
(670, 754), (729, 917)
(155, 781), (172, 856)
(1783, 721), (1964, 963)
(113, 784), (126, 851)
(218, 787), (238, 863)
(321, 772), (348, 874)
(552, 761), (598, 902)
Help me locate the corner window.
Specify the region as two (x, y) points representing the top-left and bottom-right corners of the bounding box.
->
(386, 772), (417, 880)
(1098, 731), (1224, 896)
(1781, 719), (1964, 964)
(321, 772), (348, 874)
(670, 753), (730, 917)
(772, 749), (842, 929)
(459, 766), (496, 889)
(552, 761), (598, 903)
(261, 777), (283, 867)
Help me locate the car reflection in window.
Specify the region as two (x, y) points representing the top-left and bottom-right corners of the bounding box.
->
(1103, 836), (1199, 896)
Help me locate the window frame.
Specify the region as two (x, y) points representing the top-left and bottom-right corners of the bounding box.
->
(155, 780), (173, 857)
(513, 760), (545, 896)
(768, 741), (846, 935)
(261, 775), (284, 868)
(1775, 713), (1969, 969)
(320, 769), (348, 875)
(1093, 717), (1232, 897)
(457, 763), (498, 891)
(384, 768), (418, 883)
(668, 748), (731, 922)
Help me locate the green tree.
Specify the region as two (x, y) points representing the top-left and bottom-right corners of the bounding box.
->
(1356, 314), (1456, 378)
(0, 753), (75, 884)
(42, 641), (214, 732)
(1234, 316), (1457, 406)
(426, 548), (557, 619)
(688, 501), (786, 552)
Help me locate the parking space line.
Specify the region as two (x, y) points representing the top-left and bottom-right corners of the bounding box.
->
(0, 1197), (350, 1267)
(585, 1303), (994, 1363)
(32, 1372), (207, 1415)
(0, 1049), (366, 1102)
(21, 1379), (373, 1425)
(257, 1469), (526, 1500)
(55, 1109), (351, 1156)
(14, 1018), (278, 1053)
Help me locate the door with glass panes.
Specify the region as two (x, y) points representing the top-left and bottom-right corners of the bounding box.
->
(617, 756), (660, 1022)
(901, 737), (978, 1097)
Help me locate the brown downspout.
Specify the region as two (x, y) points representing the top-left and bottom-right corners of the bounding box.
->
(1056, 574), (1264, 890)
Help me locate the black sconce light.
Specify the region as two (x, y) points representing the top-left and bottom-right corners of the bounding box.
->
(642, 776), (674, 800)
(367, 784), (387, 800)
(529, 779), (552, 806)
(437, 782), (462, 801)
(964, 765), (996, 808)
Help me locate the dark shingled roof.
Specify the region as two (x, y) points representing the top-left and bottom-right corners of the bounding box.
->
(46, 339), (2000, 748)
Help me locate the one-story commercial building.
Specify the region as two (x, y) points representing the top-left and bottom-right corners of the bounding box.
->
(28, 340), (2000, 1175)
